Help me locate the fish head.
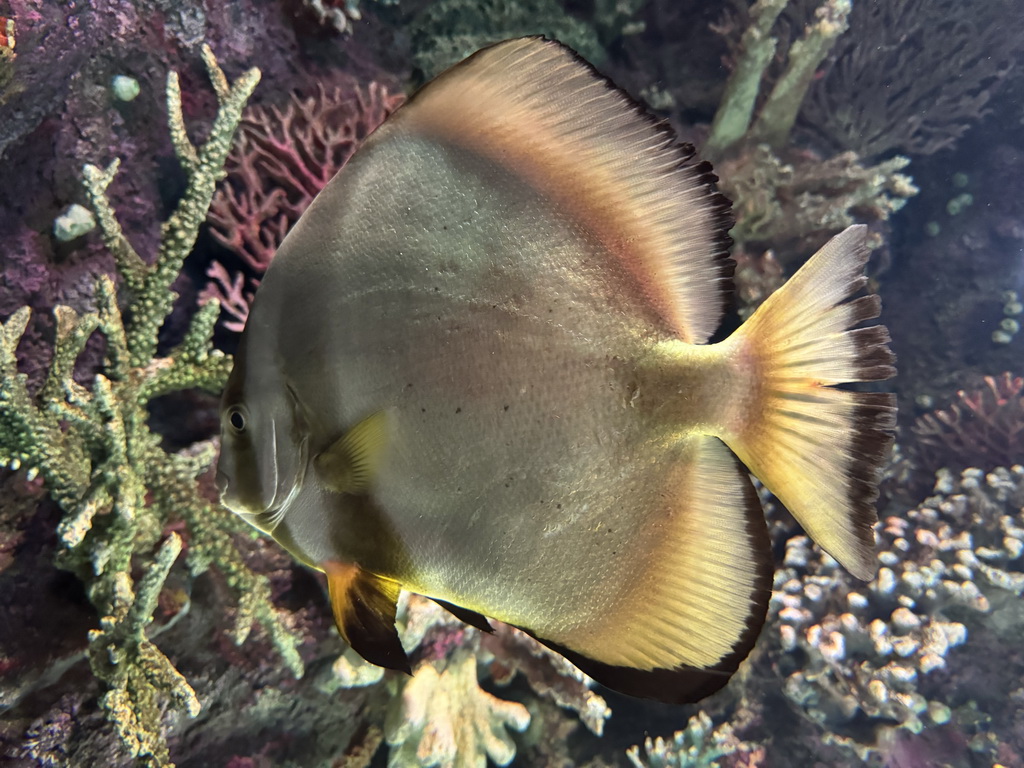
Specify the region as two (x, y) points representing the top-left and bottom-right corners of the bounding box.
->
(215, 342), (309, 535)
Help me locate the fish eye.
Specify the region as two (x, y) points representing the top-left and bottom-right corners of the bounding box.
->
(227, 406), (247, 434)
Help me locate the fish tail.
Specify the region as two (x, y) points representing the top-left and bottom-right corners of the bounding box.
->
(720, 225), (896, 579)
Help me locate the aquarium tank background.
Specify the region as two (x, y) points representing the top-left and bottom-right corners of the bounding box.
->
(0, 0), (1022, 766)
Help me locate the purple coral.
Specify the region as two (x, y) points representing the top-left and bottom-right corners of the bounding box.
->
(203, 79), (405, 330)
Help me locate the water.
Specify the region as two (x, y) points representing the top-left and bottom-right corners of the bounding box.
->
(0, 0), (1022, 766)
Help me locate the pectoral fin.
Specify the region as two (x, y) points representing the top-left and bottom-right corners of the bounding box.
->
(323, 560), (410, 674)
(314, 411), (389, 494)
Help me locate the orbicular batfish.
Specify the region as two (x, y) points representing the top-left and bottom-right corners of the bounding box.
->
(215, 36), (896, 704)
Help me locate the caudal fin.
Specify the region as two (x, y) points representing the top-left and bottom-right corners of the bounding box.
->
(723, 225), (896, 579)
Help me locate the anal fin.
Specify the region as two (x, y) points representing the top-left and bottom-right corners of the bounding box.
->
(323, 560), (411, 674)
(527, 436), (771, 704)
(432, 598), (495, 633)
(516, 627), (735, 706)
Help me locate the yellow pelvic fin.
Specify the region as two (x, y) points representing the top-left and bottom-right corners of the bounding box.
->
(323, 560), (410, 673)
(392, 36), (734, 343)
(314, 410), (389, 494)
(556, 436), (771, 699)
(724, 225), (897, 580)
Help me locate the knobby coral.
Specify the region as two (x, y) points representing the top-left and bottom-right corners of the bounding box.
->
(0, 46), (302, 767)
(384, 647), (531, 768)
(769, 464), (1024, 762)
(323, 593), (613, 767)
(626, 711), (752, 768)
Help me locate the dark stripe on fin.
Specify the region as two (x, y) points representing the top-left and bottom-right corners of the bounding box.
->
(516, 439), (772, 704)
(392, 36), (735, 344)
(432, 599), (495, 633)
(323, 560), (411, 674)
(727, 225), (896, 580)
(520, 631), (737, 705)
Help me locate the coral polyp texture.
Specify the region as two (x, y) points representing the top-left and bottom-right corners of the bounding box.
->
(768, 464), (1024, 763)
(0, 46), (303, 768)
(204, 80), (405, 330)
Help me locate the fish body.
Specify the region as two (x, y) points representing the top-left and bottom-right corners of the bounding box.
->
(217, 37), (896, 702)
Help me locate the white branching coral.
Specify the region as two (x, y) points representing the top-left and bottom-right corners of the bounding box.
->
(384, 647), (531, 768)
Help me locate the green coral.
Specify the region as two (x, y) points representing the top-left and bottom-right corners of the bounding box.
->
(406, 0), (617, 80)
(0, 45), (303, 767)
(706, 0), (852, 159)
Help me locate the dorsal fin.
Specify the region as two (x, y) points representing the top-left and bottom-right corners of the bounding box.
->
(390, 36), (734, 344)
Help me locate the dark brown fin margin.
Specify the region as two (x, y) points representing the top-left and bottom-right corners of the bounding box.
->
(400, 36), (736, 343)
(432, 599), (495, 633)
(531, 36), (737, 338)
(324, 561), (411, 674)
(517, 452), (771, 705)
(727, 224), (896, 580)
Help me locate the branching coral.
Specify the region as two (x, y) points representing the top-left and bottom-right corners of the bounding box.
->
(800, 0), (1018, 158)
(0, 46), (303, 767)
(626, 711), (749, 768)
(701, 0), (918, 255)
(204, 80), (404, 330)
(913, 373), (1024, 473)
(384, 646), (531, 768)
(768, 464), (1024, 762)
(705, 0), (851, 159)
(717, 145), (916, 252)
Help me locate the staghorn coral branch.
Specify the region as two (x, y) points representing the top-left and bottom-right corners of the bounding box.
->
(0, 46), (304, 768)
(750, 0), (851, 150)
(85, 43), (260, 368)
(88, 534), (201, 765)
(82, 160), (148, 294)
(705, 0), (788, 160)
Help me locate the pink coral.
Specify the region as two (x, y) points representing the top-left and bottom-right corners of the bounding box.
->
(913, 372), (1024, 472)
(203, 80), (404, 328)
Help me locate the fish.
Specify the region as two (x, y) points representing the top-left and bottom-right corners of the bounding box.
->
(215, 36), (896, 704)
